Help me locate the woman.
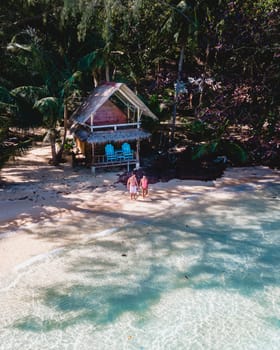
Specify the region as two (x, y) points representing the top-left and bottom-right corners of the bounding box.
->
(140, 175), (149, 198)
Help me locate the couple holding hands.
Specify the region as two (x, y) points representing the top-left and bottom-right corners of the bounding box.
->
(127, 173), (148, 200)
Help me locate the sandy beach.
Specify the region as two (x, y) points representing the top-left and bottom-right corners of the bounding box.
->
(1, 143), (279, 278)
(1, 144), (280, 350)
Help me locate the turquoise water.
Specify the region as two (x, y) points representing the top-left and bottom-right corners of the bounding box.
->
(0, 181), (280, 349)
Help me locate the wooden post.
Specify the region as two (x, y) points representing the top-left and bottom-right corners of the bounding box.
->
(90, 115), (94, 133)
(137, 108), (140, 127)
(91, 143), (95, 164)
(91, 143), (96, 176)
(136, 140), (140, 169)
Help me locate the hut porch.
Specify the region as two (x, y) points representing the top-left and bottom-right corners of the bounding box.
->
(73, 137), (138, 173)
(70, 82), (157, 172)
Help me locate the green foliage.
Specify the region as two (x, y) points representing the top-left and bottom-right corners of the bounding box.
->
(34, 97), (62, 128)
(11, 86), (49, 105)
(0, 0), (278, 169)
(0, 86), (14, 104)
(63, 138), (75, 152)
(146, 95), (162, 117)
(192, 142), (214, 160)
(0, 87), (17, 124)
(222, 141), (248, 164)
(78, 51), (105, 72)
(141, 115), (160, 133)
(9, 86), (49, 128)
(192, 139), (248, 164)
(186, 120), (215, 141)
(0, 137), (32, 171)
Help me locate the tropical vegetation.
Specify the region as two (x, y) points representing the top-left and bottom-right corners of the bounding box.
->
(0, 0), (279, 171)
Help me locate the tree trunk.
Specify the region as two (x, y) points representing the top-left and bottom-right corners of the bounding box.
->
(171, 46), (185, 146)
(105, 62), (110, 81)
(178, 46), (184, 81)
(49, 129), (58, 165)
(92, 70), (99, 87)
(55, 102), (68, 163)
(198, 44), (209, 108)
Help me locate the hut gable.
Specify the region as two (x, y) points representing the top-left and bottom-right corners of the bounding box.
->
(71, 82), (157, 127)
(90, 100), (127, 126)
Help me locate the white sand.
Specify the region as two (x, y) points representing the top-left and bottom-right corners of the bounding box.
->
(0, 143), (279, 277)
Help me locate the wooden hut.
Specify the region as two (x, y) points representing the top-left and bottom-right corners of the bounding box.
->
(70, 82), (157, 173)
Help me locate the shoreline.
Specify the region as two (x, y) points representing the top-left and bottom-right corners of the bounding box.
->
(1, 145), (279, 278)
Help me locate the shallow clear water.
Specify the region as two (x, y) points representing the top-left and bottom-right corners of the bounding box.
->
(1, 181), (280, 350)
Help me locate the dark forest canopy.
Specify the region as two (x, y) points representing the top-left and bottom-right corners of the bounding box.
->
(0, 0), (279, 169)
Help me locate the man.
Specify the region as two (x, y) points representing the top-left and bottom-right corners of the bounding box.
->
(140, 175), (149, 198)
(127, 173), (138, 200)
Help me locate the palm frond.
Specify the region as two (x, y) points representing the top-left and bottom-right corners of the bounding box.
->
(222, 142), (248, 164)
(192, 143), (211, 160)
(11, 86), (48, 105)
(0, 86), (15, 104)
(34, 97), (61, 115)
(78, 50), (105, 71)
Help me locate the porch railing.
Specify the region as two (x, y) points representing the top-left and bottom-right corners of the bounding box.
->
(93, 152), (136, 167)
(90, 122), (140, 132)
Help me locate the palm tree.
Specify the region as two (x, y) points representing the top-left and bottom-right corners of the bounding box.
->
(6, 25), (84, 165)
(158, 1), (199, 145)
(0, 86), (32, 172)
(34, 79), (82, 165)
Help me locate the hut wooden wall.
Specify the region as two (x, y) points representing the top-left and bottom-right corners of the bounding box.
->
(89, 100), (127, 126)
(75, 138), (86, 154)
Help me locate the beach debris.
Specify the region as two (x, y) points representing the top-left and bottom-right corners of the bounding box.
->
(18, 196), (28, 200)
(121, 254), (127, 257)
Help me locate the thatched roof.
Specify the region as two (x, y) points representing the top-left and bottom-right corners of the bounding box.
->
(74, 126), (151, 144)
(71, 82), (157, 125)
(70, 82), (157, 144)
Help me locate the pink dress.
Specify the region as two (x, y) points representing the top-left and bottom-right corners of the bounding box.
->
(141, 178), (148, 189)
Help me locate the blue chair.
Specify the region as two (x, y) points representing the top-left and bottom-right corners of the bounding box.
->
(105, 144), (117, 161)
(121, 142), (134, 160)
